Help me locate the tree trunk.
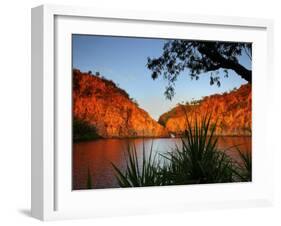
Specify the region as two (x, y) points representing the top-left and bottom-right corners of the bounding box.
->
(198, 46), (252, 84)
(224, 61), (252, 84)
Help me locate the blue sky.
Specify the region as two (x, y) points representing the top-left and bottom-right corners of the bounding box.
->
(72, 35), (251, 120)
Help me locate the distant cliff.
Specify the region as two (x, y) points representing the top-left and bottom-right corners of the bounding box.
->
(73, 69), (251, 139)
(158, 84), (252, 136)
(73, 69), (169, 138)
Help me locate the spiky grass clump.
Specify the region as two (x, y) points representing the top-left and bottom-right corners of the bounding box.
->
(232, 148), (252, 182)
(111, 143), (164, 187)
(161, 115), (235, 185)
(112, 115), (251, 188)
(87, 168), (92, 189)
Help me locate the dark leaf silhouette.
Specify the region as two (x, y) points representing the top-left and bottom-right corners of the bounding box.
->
(147, 40), (252, 100)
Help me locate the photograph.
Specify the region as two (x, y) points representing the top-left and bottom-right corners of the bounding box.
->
(72, 35), (252, 190)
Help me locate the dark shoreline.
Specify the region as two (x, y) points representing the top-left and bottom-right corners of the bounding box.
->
(73, 134), (252, 143)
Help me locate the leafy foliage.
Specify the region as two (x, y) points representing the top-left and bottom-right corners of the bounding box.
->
(73, 117), (101, 142)
(147, 40), (252, 100)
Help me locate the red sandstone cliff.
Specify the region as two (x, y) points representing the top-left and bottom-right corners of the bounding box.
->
(73, 69), (169, 138)
(158, 84), (251, 136)
(73, 69), (251, 138)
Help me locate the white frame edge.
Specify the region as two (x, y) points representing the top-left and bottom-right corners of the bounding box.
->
(32, 5), (55, 220)
(31, 4), (274, 221)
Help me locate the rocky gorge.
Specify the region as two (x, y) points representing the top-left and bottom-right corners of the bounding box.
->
(73, 69), (251, 140)
(73, 69), (168, 138)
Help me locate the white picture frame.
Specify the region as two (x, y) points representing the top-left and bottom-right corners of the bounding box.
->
(31, 4), (274, 221)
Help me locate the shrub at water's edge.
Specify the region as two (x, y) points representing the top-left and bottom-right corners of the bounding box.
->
(112, 115), (252, 187)
(73, 117), (101, 142)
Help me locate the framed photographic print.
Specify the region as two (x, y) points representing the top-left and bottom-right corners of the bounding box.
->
(31, 4), (274, 220)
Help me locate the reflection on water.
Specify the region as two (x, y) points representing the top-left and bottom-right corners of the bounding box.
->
(73, 136), (251, 190)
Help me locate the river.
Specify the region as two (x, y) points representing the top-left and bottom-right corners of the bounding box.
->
(73, 136), (251, 190)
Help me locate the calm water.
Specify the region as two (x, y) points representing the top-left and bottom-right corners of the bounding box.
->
(73, 137), (251, 190)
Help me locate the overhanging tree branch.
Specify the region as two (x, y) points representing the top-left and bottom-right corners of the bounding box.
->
(198, 45), (252, 83)
(147, 40), (252, 100)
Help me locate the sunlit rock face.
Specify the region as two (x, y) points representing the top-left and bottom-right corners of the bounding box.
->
(159, 84), (252, 136)
(73, 69), (251, 138)
(73, 69), (169, 138)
